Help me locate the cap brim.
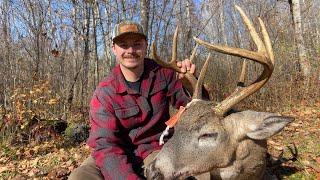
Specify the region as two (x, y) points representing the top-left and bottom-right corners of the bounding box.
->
(112, 32), (147, 42)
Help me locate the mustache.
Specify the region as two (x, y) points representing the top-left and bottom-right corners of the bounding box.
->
(123, 53), (141, 58)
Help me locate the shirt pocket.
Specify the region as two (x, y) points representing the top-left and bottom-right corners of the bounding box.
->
(115, 105), (140, 129)
(150, 80), (168, 113)
(150, 80), (167, 95)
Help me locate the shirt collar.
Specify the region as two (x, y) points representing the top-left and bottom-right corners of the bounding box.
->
(113, 58), (159, 94)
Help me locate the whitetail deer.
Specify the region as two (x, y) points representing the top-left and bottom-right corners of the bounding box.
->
(146, 5), (293, 179)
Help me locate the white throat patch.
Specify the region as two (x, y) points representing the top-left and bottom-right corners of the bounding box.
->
(186, 99), (201, 108)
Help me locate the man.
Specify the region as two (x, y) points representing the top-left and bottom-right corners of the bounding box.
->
(69, 20), (195, 179)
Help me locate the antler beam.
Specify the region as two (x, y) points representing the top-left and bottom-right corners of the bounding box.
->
(152, 27), (198, 95)
(194, 5), (275, 116)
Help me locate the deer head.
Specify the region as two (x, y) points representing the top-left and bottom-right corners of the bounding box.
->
(147, 5), (293, 179)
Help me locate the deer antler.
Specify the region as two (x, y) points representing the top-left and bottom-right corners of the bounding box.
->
(152, 27), (198, 95)
(193, 53), (211, 100)
(194, 5), (274, 116)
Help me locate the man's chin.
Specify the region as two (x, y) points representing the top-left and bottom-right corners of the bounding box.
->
(123, 63), (142, 70)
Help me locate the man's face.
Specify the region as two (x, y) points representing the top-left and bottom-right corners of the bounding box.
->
(112, 34), (147, 71)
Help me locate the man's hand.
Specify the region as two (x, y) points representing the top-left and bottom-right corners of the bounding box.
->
(176, 59), (195, 79)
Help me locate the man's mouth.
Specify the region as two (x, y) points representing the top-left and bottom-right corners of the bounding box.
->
(124, 54), (140, 59)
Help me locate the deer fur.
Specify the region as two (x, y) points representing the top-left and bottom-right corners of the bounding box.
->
(146, 101), (292, 179)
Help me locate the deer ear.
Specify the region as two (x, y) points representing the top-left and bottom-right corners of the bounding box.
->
(246, 116), (293, 140)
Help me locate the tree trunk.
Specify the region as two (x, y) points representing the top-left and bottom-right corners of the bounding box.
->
(120, 0), (127, 19)
(100, 0), (114, 71)
(139, 0), (150, 38)
(81, 2), (91, 107)
(291, 0), (311, 78)
(66, 2), (79, 110)
(219, 0), (227, 45)
(1, 0), (11, 106)
(185, 0), (194, 56)
(92, 2), (99, 88)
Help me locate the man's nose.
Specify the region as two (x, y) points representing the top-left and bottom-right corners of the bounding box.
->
(126, 46), (135, 53)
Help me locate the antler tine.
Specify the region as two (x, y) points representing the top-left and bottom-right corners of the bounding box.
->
(235, 5), (265, 53)
(152, 43), (180, 72)
(151, 27), (198, 95)
(152, 27), (180, 71)
(189, 44), (198, 63)
(194, 5), (274, 116)
(193, 6), (273, 68)
(238, 59), (247, 87)
(259, 18), (274, 64)
(193, 53), (211, 100)
(172, 26), (178, 62)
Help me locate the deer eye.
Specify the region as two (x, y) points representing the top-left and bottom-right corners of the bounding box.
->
(199, 132), (218, 140)
(198, 132), (218, 147)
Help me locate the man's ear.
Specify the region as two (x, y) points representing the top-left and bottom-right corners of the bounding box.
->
(111, 43), (116, 54)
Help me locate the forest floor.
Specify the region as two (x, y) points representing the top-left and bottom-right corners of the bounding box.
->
(0, 101), (319, 180)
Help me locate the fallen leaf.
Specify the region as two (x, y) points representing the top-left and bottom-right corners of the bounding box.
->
(0, 157), (9, 163)
(48, 167), (69, 179)
(0, 166), (9, 173)
(273, 145), (284, 151)
(28, 167), (40, 177)
(12, 174), (28, 180)
(48, 99), (58, 105)
(316, 156), (320, 165)
(68, 165), (75, 171)
(290, 122), (300, 127)
(66, 160), (74, 166)
(268, 140), (280, 146)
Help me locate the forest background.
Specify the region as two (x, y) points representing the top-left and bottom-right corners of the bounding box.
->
(0, 0), (319, 179)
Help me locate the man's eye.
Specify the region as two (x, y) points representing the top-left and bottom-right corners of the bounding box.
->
(119, 43), (127, 47)
(134, 43), (142, 47)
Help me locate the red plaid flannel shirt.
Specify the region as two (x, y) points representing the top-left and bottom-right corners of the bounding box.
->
(87, 59), (190, 179)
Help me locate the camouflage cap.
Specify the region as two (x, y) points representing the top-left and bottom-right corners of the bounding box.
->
(112, 20), (147, 42)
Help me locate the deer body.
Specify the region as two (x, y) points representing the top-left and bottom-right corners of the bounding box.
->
(147, 5), (293, 179)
